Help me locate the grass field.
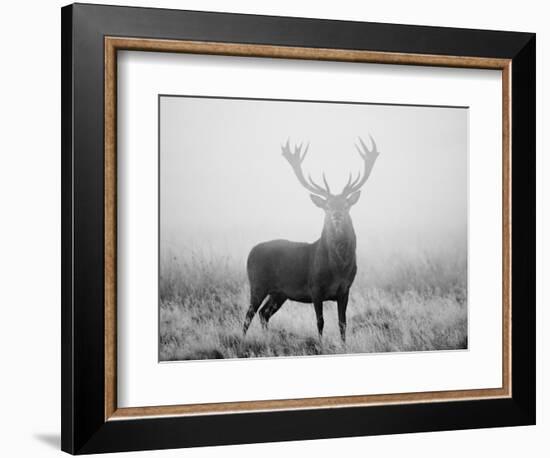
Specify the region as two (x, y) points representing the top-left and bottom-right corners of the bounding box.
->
(159, 247), (467, 361)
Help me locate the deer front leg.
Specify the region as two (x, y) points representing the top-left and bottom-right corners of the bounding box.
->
(313, 301), (324, 338)
(337, 292), (349, 343)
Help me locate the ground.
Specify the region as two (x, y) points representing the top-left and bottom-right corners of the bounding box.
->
(159, 248), (467, 361)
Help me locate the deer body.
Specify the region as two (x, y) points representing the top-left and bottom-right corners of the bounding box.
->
(242, 137), (379, 342)
(248, 222), (357, 303)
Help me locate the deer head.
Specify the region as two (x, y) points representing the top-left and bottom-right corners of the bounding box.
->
(282, 136), (380, 236)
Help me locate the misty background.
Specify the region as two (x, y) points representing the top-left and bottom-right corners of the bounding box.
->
(159, 95), (468, 360)
(160, 95), (467, 266)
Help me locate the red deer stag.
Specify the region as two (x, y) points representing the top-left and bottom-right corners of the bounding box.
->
(242, 136), (380, 342)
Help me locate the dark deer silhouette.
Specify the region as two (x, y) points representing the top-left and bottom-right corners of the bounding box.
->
(242, 136), (380, 342)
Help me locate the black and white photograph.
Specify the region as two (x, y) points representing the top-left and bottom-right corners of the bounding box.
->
(1, 0), (542, 456)
(159, 95), (468, 361)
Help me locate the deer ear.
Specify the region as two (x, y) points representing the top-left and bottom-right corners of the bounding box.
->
(310, 194), (327, 209)
(346, 191), (361, 207)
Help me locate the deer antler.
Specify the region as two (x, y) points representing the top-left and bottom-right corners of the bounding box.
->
(281, 140), (332, 198)
(341, 135), (380, 197)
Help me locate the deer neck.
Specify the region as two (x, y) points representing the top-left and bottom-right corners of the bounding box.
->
(320, 216), (357, 271)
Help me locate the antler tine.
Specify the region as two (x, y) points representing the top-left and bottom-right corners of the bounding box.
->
(345, 172), (353, 188)
(307, 173), (330, 195)
(352, 170), (362, 187)
(322, 173), (331, 194)
(368, 134), (378, 153)
(300, 143), (309, 163)
(359, 135), (378, 157)
(341, 170), (359, 196)
(281, 140), (331, 198)
(354, 142), (366, 160)
(341, 135), (380, 197)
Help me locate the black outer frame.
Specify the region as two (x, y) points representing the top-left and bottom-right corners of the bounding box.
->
(61, 3), (535, 454)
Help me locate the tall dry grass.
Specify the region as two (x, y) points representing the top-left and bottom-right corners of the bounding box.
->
(159, 247), (467, 361)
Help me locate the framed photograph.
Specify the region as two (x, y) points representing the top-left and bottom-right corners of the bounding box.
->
(61, 3), (536, 454)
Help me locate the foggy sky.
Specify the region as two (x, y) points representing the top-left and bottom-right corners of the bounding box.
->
(160, 96), (467, 261)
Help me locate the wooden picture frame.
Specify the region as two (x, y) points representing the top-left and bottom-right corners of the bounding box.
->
(61, 3), (535, 454)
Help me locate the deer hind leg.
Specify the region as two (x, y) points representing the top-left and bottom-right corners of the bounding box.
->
(259, 294), (286, 330)
(243, 290), (266, 336)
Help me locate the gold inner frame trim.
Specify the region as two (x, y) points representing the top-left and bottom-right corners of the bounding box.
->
(104, 36), (512, 421)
